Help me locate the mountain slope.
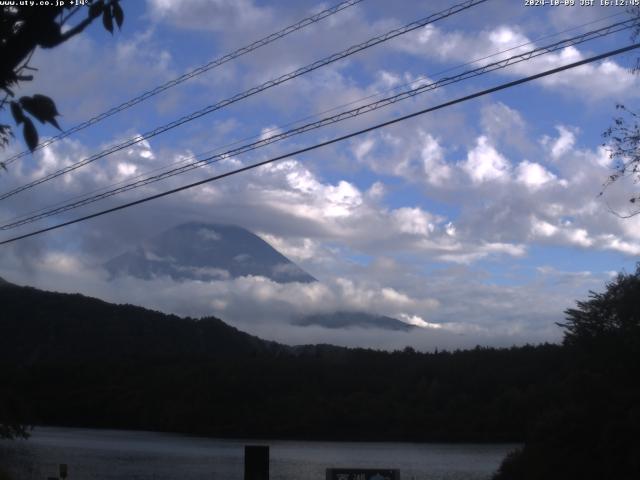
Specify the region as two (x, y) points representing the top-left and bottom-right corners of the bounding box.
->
(0, 280), (275, 364)
(294, 311), (415, 331)
(0, 278), (568, 444)
(104, 222), (316, 283)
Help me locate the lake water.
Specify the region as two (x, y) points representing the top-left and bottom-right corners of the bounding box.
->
(0, 427), (517, 480)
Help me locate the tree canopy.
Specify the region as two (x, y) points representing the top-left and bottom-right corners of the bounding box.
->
(600, 7), (640, 216)
(0, 1), (124, 439)
(0, 0), (124, 165)
(559, 265), (640, 346)
(493, 264), (640, 480)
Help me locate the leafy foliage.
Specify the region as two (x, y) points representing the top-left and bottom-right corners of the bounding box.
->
(0, 0), (124, 164)
(602, 105), (640, 216)
(600, 8), (640, 216)
(493, 265), (640, 479)
(19, 94), (61, 130)
(559, 265), (640, 345)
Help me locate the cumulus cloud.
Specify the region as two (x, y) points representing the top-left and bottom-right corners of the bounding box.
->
(3, 1), (640, 352)
(16, 28), (179, 126)
(146, 0), (273, 32)
(419, 134), (451, 184)
(397, 23), (639, 101)
(0, 247), (584, 350)
(461, 136), (511, 184)
(347, 96), (640, 260)
(516, 160), (559, 190)
(480, 102), (535, 155)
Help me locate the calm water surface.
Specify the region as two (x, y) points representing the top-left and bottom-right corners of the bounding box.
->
(0, 427), (517, 480)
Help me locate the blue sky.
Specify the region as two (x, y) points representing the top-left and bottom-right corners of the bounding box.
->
(1, 0), (639, 350)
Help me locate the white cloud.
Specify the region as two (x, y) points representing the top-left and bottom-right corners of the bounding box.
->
(0, 202), (613, 351)
(420, 134), (451, 185)
(438, 242), (526, 264)
(598, 234), (640, 256)
(516, 160), (557, 190)
(366, 181), (385, 201)
(545, 125), (577, 160)
(353, 137), (376, 161)
(398, 313), (442, 329)
(481, 102), (530, 151)
(392, 207), (436, 236)
(398, 24), (639, 101)
(116, 162), (138, 179)
(461, 136), (510, 184)
(258, 234), (310, 260)
(445, 222), (456, 237)
(5, 1), (640, 352)
(198, 228), (222, 241)
(530, 217), (558, 238)
(566, 227), (593, 247)
(147, 0), (272, 32)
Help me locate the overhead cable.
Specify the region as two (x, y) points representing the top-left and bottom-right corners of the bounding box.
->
(1, 17), (635, 230)
(1, 0), (365, 166)
(6, 7), (625, 227)
(0, 0), (489, 201)
(2, 42), (638, 245)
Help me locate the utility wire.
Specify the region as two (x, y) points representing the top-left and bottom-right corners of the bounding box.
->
(1, 0), (364, 166)
(1, 7), (626, 219)
(0, 12), (625, 230)
(0, 0), (489, 202)
(1, 17), (635, 231)
(1, 42), (638, 246)
(4, 9), (626, 227)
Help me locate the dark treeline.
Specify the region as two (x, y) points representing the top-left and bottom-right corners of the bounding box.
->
(1, 278), (564, 442)
(492, 266), (640, 480)
(1, 268), (639, 478)
(3, 346), (567, 442)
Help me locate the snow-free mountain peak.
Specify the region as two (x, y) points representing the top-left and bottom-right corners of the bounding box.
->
(105, 223), (316, 284)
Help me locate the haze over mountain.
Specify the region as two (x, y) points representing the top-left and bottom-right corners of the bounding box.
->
(0, 278), (566, 444)
(105, 222), (316, 284)
(295, 311), (415, 332)
(103, 222), (419, 333)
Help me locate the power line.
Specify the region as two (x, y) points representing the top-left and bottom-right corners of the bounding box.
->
(0, 0), (489, 202)
(1, 0), (365, 167)
(2, 17), (635, 231)
(2, 42), (638, 246)
(4, 9), (626, 227)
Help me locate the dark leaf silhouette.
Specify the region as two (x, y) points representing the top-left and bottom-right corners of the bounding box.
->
(89, 0), (105, 19)
(113, 1), (124, 29)
(19, 95), (61, 130)
(22, 117), (38, 152)
(10, 102), (24, 125)
(103, 8), (114, 34)
(37, 21), (63, 48)
(0, 1), (123, 155)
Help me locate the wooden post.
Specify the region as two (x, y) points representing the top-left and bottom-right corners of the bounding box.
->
(244, 445), (269, 480)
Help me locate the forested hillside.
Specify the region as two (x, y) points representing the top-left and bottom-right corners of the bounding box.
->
(0, 279), (273, 363)
(2, 270), (639, 480)
(1, 278), (563, 442)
